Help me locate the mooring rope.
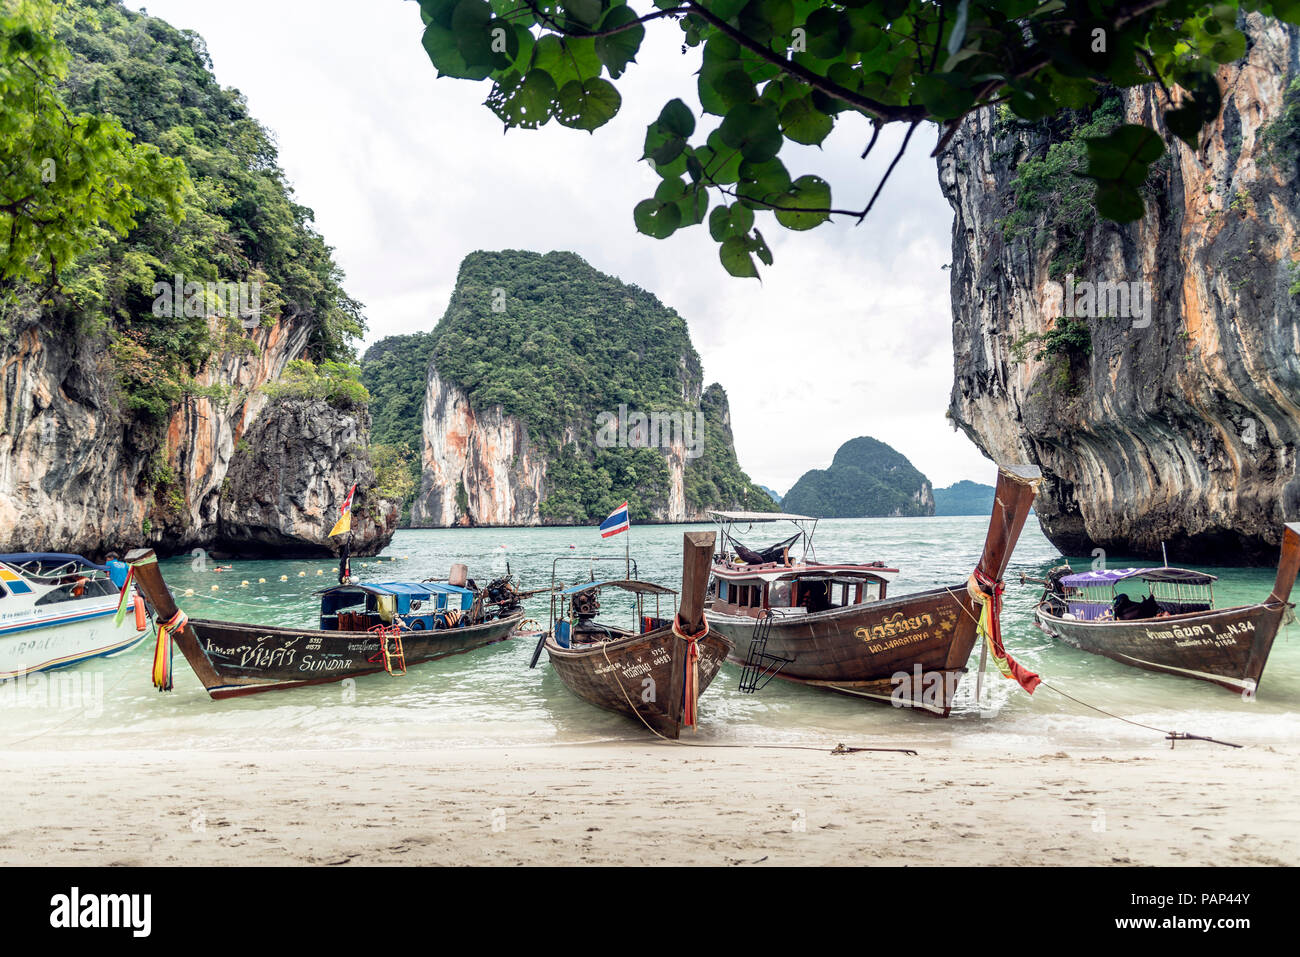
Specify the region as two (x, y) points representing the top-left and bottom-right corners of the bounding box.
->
(945, 583), (1242, 748)
(597, 634), (918, 756)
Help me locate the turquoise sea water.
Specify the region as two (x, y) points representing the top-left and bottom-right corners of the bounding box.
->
(3, 516), (1298, 753)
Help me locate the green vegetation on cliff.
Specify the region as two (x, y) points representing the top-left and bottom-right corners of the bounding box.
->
(1, 1), (363, 427)
(364, 250), (773, 523)
(999, 96), (1125, 281)
(782, 436), (933, 519)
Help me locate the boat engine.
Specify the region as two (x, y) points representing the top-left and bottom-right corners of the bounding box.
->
(570, 588), (607, 639)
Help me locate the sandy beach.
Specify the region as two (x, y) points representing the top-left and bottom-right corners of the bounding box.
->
(1, 741), (1296, 866)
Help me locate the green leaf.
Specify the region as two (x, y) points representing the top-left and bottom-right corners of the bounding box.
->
(1093, 181), (1146, 223)
(594, 6), (645, 79)
(658, 98), (696, 138)
(719, 235), (759, 278)
(914, 72), (976, 120)
(562, 0), (604, 28)
(773, 174), (832, 230)
(780, 96), (832, 146)
(422, 22), (492, 80)
(708, 202), (755, 241)
(1083, 124), (1165, 186)
(718, 102), (783, 162)
(634, 198), (682, 239)
(486, 68), (558, 128)
(555, 77), (622, 131)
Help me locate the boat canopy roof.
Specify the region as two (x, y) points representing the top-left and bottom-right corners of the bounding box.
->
(1060, 567), (1217, 587)
(0, 552), (108, 571)
(559, 579), (676, 596)
(318, 581), (475, 600)
(710, 510), (815, 522)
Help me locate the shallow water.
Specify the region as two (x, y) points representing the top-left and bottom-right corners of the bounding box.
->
(3, 516), (1297, 753)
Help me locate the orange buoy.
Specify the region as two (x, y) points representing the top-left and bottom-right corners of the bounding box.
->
(134, 594), (146, 631)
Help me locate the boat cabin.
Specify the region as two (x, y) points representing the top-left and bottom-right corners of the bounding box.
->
(707, 511), (898, 619)
(0, 553), (130, 605)
(549, 579), (678, 648)
(318, 581), (475, 632)
(1048, 567), (1217, 622)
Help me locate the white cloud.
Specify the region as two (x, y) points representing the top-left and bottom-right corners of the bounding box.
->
(127, 0), (995, 491)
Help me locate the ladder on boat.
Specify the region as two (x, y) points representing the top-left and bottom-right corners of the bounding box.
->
(737, 611), (791, 693)
(369, 625), (407, 676)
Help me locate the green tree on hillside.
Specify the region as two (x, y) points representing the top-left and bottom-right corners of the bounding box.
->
(1, 1), (364, 432)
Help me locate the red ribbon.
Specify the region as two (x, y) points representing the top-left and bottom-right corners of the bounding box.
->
(974, 568), (1040, 694)
(673, 615), (709, 729)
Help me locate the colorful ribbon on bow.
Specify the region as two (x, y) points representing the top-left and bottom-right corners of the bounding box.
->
(673, 615), (710, 729)
(112, 565), (136, 628)
(969, 567), (1040, 694)
(152, 608), (187, 692)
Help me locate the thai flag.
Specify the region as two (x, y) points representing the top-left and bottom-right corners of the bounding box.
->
(599, 501), (630, 538)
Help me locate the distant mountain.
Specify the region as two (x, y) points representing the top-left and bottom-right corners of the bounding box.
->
(759, 485), (783, 504)
(782, 437), (934, 518)
(934, 480), (995, 516)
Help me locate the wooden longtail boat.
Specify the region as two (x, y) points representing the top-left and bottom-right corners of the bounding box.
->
(705, 465), (1042, 716)
(125, 548), (524, 698)
(536, 531), (731, 738)
(1030, 525), (1300, 694)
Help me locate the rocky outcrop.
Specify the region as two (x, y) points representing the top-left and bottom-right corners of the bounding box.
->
(410, 362), (715, 527)
(783, 435), (935, 518)
(0, 308), (308, 556)
(943, 14), (1300, 564)
(410, 367), (546, 527)
(406, 249), (772, 527)
(0, 308), (387, 558)
(217, 398), (398, 557)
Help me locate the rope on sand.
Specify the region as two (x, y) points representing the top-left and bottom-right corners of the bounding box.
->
(945, 585), (1243, 749)
(599, 641), (918, 757)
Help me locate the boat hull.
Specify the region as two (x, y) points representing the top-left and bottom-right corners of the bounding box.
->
(1036, 602), (1285, 693)
(178, 611), (525, 698)
(708, 584), (979, 715)
(0, 601), (148, 681)
(545, 627), (733, 738)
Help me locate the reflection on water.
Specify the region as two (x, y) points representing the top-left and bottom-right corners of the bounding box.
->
(2, 515), (1297, 752)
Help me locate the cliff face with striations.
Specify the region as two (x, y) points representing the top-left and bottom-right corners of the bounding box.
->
(411, 367), (549, 527)
(403, 250), (773, 527)
(943, 13), (1300, 564)
(218, 398), (399, 557)
(1, 308), (299, 554)
(0, 309), (393, 557)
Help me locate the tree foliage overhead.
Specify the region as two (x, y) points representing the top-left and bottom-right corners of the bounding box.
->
(0, 0), (186, 287)
(1, 0), (364, 428)
(414, 0), (1299, 276)
(782, 435), (934, 517)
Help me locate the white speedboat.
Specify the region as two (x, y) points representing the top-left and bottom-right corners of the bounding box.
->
(0, 553), (149, 681)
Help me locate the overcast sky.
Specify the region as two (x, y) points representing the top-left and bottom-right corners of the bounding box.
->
(127, 0), (996, 494)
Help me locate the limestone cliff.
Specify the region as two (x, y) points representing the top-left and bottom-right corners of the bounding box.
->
(218, 398), (398, 557)
(0, 2), (384, 559)
(943, 13), (1300, 564)
(411, 366), (548, 526)
(0, 310), (392, 557)
(403, 250), (773, 527)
